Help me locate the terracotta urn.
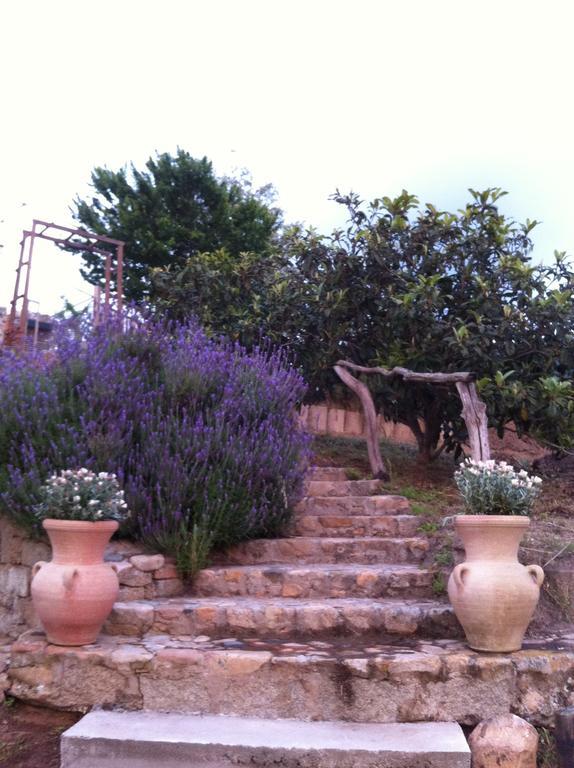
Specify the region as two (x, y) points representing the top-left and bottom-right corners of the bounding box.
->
(31, 519), (119, 646)
(448, 516), (544, 652)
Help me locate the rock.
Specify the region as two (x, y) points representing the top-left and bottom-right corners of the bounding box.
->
(106, 603), (154, 636)
(21, 539), (51, 567)
(115, 563), (153, 588)
(130, 554), (165, 572)
(146, 578), (184, 599)
(118, 586), (146, 602)
(0, 520), (24, 564)
(6, 566), (30, 597)
(153, 563), (179, 580)
(469, 714), (538, 768)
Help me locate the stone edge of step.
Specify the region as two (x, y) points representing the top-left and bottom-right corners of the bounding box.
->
(61, 710), (471, 757)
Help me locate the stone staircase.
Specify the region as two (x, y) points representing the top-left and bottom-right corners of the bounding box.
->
(104, 466), (458, 641)
(10, 465), (572, 764)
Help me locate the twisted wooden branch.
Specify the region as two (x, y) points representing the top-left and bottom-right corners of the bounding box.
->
(334, 361), (490, 477)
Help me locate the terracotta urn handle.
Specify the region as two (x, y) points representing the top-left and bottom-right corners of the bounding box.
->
(527, 564), (545, 587)
(451, 564), (469, 590)
(31, 561), (47, 580)
(62, 568), (80, 593)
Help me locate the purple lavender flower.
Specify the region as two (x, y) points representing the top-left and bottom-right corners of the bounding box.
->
(0, 316), (310, 573)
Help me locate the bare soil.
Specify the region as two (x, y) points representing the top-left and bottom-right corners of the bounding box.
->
(0, 700), (80, 768)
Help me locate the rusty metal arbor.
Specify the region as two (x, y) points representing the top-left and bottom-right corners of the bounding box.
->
(5, 220), (125, 347)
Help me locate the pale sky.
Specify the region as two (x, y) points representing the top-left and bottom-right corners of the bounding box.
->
(1, 0), (573, 314)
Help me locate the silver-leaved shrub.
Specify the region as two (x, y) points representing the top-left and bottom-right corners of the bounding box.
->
(455, 458), (542, 516)
(34, 469), (129, 523)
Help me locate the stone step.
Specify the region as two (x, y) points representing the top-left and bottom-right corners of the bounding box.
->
(61, 710), (471, 768)
(10, 630), (571, 726)
(305, 479), (382, 497)
(292, 513), (420, 538)
(306, 466), (350, 481)
(219, 536), (429, 566)
(105, 597), (461, 640)
(192, 563), (436, 599)
(296, 495), (410, 516)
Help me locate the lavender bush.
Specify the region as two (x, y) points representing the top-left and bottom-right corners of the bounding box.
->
(0, 319), (310, 575)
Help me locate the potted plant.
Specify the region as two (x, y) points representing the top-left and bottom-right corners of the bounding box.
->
(448, 458), (544, 652)
(30, 468), (129, 646)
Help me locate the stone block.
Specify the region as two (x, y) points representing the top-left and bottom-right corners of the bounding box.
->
(61, 711), (471, 768)
(20, 539), (51, 567)
(115, 563), (153, 587)
(469, 714), (538, 767)
(118, 586), (146, 602)
(153, 563), (179, 580)
(146, 578), (183, 599)
(7, 566), (30, 597)
(0, 520), (24, 564)
(106, 603), (154, 636)
(130, 554), (165, 572)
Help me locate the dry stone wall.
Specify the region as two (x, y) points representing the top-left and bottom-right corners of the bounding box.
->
(0, 516), (184, 638)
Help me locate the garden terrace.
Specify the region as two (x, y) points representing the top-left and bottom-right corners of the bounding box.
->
(1, 461), (574, 745)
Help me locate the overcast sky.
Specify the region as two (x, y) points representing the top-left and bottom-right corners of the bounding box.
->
(1, 0), (573, 314)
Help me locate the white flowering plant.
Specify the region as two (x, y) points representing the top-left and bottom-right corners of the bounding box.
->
(33, 469), (130, 523)
(455, 458), (542, 516)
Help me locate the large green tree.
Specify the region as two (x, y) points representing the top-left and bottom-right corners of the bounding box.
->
(285, 188), (574, 459)
(152, 187), (574, 461)
(70, 150), (281, 300)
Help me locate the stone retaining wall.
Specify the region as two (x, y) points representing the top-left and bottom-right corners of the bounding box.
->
(0, 516), (184, 638)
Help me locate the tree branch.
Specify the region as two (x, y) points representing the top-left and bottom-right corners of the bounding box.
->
(336, 360), (476, 384)
(333, 365), (390, 480)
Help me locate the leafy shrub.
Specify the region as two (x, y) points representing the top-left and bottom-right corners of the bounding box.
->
(34, 469), (129, 524)
(455, 458), (542, 516)
(0, 318), (310, 575)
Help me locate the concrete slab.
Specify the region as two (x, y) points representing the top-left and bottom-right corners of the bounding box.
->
(61, 711), (470, 767)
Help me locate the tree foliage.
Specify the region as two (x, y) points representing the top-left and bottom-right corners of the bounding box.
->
(152, 187), (574, 460)
(70, 150), (281, 300)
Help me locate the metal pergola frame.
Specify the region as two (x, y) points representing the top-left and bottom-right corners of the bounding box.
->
(5, 220), (125, 347)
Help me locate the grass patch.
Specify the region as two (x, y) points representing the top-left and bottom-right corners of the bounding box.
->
(394, 485), (444, 503)
(537, 727), (557, 768)
(432, 572), (447, 596)
(434, 547), (454, 568)
(418, 520), (440, 535)
(0, 734), (26, 761)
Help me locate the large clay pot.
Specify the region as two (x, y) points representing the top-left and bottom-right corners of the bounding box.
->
(448, 516), (544, 652)
(31, 519), (119, 646)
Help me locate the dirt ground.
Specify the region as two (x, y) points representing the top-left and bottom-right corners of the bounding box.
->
(0, 700), (80, 768)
